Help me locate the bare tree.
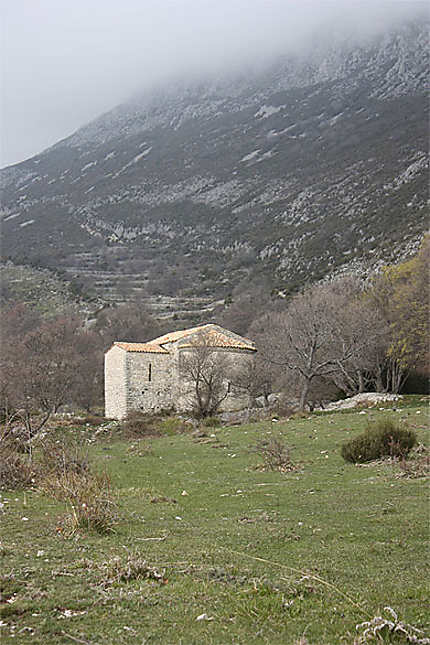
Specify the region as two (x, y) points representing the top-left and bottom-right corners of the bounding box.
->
(178, 335), (232, 418)
(0, 304), (42, 429)
(256, 287), (335, 409)
(231, 353), (273, 408)
(322, 279), (390, 396)
(0, 311), (95, 446)
(256, 280), (388, 410)
(12, 317), (85, 439)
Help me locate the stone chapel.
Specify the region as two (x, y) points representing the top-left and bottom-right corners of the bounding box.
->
(104, 323), (256, 419)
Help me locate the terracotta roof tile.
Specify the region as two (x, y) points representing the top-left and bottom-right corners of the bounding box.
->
(110, 324), (256, 354)
(206, 330), (256, 351)
(150, 324), (212, 345)
(114, 342), (169, 354)
(180, 329), (256, 351)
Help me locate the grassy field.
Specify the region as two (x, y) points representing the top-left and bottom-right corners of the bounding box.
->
(1, 398), (429, 644)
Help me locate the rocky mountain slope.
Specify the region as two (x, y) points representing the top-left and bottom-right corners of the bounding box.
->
(1, 19), (428, 309)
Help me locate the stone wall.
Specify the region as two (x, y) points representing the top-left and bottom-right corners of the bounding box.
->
(126, 352), (173, 414)
(104, 345), (128, 419)
(173, 347), (255, 413)
(105, 342), (256, 419)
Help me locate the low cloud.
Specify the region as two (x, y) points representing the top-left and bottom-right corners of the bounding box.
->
(1, 0), (427, 166)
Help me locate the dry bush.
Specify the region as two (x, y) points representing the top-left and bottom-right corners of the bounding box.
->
(201, 416), (220, 428)
(252, 436), (296, 472)
(38, 438), (90, 476)
(0, 433), (34, 489)
(396, 443), (429, 479)
(121, 411), (159, 438)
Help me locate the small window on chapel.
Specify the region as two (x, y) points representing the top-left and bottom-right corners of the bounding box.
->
(148, 363), (152, 382)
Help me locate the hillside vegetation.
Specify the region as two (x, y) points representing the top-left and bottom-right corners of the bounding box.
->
(0, 263), (99, 316)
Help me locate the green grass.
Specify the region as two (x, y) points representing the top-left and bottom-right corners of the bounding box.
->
(1, 399), (429, 644)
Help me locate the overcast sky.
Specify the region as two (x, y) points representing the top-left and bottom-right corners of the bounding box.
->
(0, 0), (427, 168)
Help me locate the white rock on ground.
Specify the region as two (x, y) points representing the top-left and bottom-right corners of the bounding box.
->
(323, 392), (402, 411)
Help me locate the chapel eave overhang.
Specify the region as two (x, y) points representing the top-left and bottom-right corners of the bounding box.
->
(112, 342), (169, 354)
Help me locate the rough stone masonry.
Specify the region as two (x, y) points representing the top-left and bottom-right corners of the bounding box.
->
(104, 323), (256, 419)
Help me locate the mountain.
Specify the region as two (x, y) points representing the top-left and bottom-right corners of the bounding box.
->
(1, 19), (428, 312)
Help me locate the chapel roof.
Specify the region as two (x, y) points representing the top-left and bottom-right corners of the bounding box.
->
(149, 324), (212, 345)
(178, 327), (256, 351)
(152, 323), (256, 351)
(113, 342), (169, 354)
(109, 324), (256, 354)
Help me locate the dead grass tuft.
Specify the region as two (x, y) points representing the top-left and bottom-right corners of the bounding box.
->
(46, 470), (117, 535)
(39, 444), (118, 536)
(126, 440), (153, 457)
(96, 553), (167, 587)
(150, 495), (177, 504)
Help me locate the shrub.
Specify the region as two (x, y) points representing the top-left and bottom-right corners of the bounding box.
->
(341, 419), (417, 464)
(122, 412), (190, 437)
(158, 417), (190, 435)
(252, 436), (296, 472)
